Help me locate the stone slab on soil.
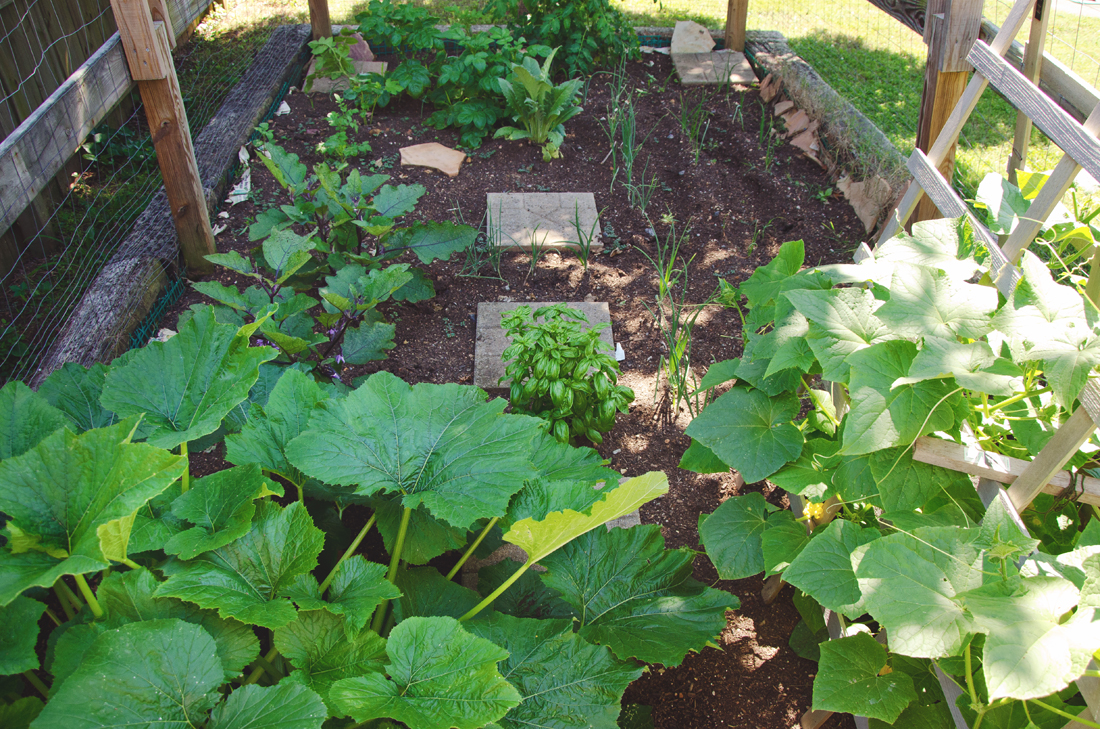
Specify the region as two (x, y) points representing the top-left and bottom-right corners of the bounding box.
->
(670, 20), (715, 54)
(673, 51), (756, 86)
(473, 301), (613, 389)
(400, 142), (466, 177)
(485, 192), (602, 251)
(305, 57), (387, 93)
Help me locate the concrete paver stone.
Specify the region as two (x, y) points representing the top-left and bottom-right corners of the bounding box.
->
(485, 192), (602, 251)
(673, 50), (756, 86)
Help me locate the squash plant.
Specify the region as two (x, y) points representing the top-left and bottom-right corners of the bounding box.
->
(684, 218), (1100, 727)
(0, 305), (737, 729)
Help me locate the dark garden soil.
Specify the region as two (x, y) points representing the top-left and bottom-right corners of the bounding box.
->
(168, 50), (863, 729)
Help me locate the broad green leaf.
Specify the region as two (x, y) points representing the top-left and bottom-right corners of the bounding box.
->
(225, 368), (328, 487)
(678, 439), (729, 474)
(541, 524), (738, 666)
(783, 287), (890, 384)
(769, 438), (841, 499)
(34, 619), (223, 729)
(467, 612), (643, 729)
(855, 528), (983, 657)
(0, 697), (42, 729)
(126, 483), (187, 555)
(101, 306), (277, 449)
(0, 552), (106, 610)
(503, 472), (668, 565)
(275, 610), (387, 711)
(812, 633), (916, 723)
(894, 338), (1024, 396)
(372, 183), (425, 218)
(0, 419), (185, 604)
(324, 555), (400, 636)
(38, 363), (117, 433)
(262, 230), (315, 284)
(394, 566), (480, 621)
(976, 496), (1041, 562)
(342, 319), (396, 364)
(287, 372), (544, 528)
(684, 386), (803, 483)
(698, 359), (740, 390)
(0, 596), (46, 674)
(728, 352), (802, 397)
(502, 478), (607, 533)
(391, 266), (435, 303)
(975, 171), (1031, 235)
(0, 381), (67, 460)
(164, 464), (274, 559)
(95, 568), (259, 680)
(698, 493), (767, 580)
(330, 616), (521, 729)
(206, 683), (327, 729)
(370, 495), (468, 565)
(869, 447), (975, 513)
(157, 501), (325, 629)
(783, 519), (878, 615)
(739, 239), (805, 307)
(842, 341), (961, 455)
(476, 561), (573, 621)
(874, 218), (982, 281)
(960, 577), (1100, 700)
(525, 436), (619, 486)
(762, 511), (810, 576)
(875, 263), (997, 340)
(391, 222), (478, 264)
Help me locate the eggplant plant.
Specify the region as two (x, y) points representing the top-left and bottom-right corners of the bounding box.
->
(0, 308), (737, 728)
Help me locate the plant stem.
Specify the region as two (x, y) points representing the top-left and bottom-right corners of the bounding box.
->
(74, 574), (104, 619)
(445, 517), (498, 581)
(23, 671), (49, 698)
(120, 557), (141, 570)
(53, 583), (77, 621)
(371, 506), (411, 634)
(800, 376), (840, 427)
(459, 559), (533, 622)
(180, 441), (190, 493)
(245, 646), (280, 685)
(1032, 698), (1100, 729)
(319, 515), (376, 594)
(44, 607), (62, 626)
(965, 643), (979, 706)
(986, 386), (1052, 414)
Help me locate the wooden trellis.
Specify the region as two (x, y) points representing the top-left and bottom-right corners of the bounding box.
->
(791, 1), (1100, 727)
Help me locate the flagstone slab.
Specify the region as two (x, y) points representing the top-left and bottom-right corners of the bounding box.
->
(673, 51), (756, 86)
(400, 142), (466, 177)
(485, 192), (602, 251)
(473, 301), (613, 389)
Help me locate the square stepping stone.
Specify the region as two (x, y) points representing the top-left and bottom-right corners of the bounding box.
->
(305, 57), (387, 93)
(673, 51), (756, 86)
(473, 301), (614, 389)
(485, 192), (602, 251)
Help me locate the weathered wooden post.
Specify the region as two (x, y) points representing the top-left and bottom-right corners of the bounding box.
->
(913, 0), (984, 224)
(309, 0), (332, 40)
(725, 0), (748, 53)
(1006, 0), (1051, 184)
(109, 0), (214, 273)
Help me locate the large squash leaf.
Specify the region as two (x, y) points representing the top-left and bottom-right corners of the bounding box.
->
(157, 501), (324, 629)
(206, 683), (326, 729)
(164, 464), (277, 560)
(330, 616), (521, 729)
(0, 596), (46, 674)
(286, 372), (544, 528)
(541, 524), (738, 666)
(0, 381), (67, 460)
(0, 419), (185, 605)
(468, 612), (643, 729)
(37, 363), (117, 433)
(101, 305), (277, 449)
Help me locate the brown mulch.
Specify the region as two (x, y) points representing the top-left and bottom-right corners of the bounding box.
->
(170, 50), (861, 729)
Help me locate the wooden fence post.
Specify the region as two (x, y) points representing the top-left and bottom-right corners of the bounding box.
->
(110, 0), (214, 274)
(724, 0), (748, 53)
(913, 0), (984, 224)
(308, 0), (332, 41)
(1006, 0), (1050, 183)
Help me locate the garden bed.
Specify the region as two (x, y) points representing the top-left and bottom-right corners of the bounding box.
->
(160, 48), (864, 728)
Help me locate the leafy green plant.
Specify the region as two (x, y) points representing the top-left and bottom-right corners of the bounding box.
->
(683, 220), (1100, 727)
(0, 338), (734, 729)
(495, 48), (584, 162)
(636, 213), (690, 303)
(501, 303), (634, 444)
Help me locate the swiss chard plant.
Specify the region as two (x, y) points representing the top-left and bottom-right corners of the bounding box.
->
(684, 218), (1100, 727)
(495, 47), (584, 162)
(500, 303), (634, 445)
(0, 321), (736, 728)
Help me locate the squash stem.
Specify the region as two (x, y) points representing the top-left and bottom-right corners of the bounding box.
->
(445, 517), (498, 581)
(460, 558), (533, 622)
(244, 646), (280, 685)
(371, 507), (411, 634)
(53, 582), (77, 620)
(73, 574), (104, 619)
(319, 515), (376, 594)
(23, 671), (49, 698)
(180, 442), (190, 493)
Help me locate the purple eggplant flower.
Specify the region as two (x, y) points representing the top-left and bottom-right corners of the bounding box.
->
(335, 354), (345, 364)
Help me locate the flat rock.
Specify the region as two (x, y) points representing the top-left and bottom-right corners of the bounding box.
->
(346, 33), (374, 62)
(782, 109), (811, 136)
(839, 175), (893, 233)
(473, 301), (614, 389)
(774, 100), (795, 116)
(671, 20), (715, 54)
(304, 57), (387, 93)
(485, 192), (602, 251)
(759, 73), (781, 102)
(673, 51), (756, 86)
(400, 142), (466, 177)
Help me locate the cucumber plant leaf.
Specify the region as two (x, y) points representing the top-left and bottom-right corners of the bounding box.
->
(476, 561), (573, 621)
(466, 612), (644, 729)
(769, 439), (842, 499)
(287, 372), (544, 528)
(274, 609), (387, 712)
(678, 439), (729, 474)
(157, 501), (325, 629)
(0, 381), (67, 460)
(37, 363), (117, 433)
(0, 418), (185, 604)
(761, 511), (810, 576)
(874, 263), (998, 340)
(541, 524), (738, 666)
(330, 616), (521, 729)
(783, 519), (878, 615)
(812, 632), (916, 723)
(698, 493), (768, 580)
(163, 464), (279, 560)
(783, 287), (890, 384)
(526, 436), (620, 486)
(206, 682), (327, 729)
(35, 619), (224, 729)
(894, 338), (1023, 397)
(0, 596), (46, 674)
(101, 306), (277, 449)
(869, 447), (975, 514)
(684, 386), (803, 483)
(874, 218), (982, 281)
